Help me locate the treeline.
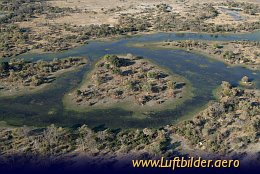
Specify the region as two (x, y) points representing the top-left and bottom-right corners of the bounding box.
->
(65, 18), (151, 39)
(153, 13), (260, 33)
(0, 0), (77, 24)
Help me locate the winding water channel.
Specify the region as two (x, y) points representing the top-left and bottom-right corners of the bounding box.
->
(0, 32), (259, 128)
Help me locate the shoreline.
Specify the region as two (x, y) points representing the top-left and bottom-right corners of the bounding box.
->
(128, 41), (260, 71)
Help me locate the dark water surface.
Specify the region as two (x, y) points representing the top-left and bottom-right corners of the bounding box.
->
(0, 32), (259, 128)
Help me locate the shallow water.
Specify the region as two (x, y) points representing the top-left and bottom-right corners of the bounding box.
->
(219, 7), (244, 21)
(0, 32), (259, 128)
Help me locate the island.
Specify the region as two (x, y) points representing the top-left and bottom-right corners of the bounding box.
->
(0, 57), (87, 97)
(64, 54), (193, 112)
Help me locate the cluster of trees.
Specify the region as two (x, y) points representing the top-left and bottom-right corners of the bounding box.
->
(0, 124), (171, 166)
(243, 4), (260, 15)
(153, 12), (260, 33)
(0, 62), (9, 73)
(76, 55), (182, 106)
(64, 16), (151, 39)
(232, 40), (260, 47)
(0, 24), (29, 57)
(0, 0), (77, 24)
(164, 40), (259, 66)
(174, 81), (259, 153)
(156, 3), (173, 13)
(222, 47), (257, 65)
(165, 40), (208, 49)
(0, 57), (85, 87)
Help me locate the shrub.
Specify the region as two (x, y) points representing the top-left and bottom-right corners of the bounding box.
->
(77, 89), (82, 96)
(147, 71), (158, 79)
(112, 67), (122, 75)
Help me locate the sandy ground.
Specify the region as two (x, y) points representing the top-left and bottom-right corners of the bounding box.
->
(46, 0), (260, 26)
(48, 0), (182, 26)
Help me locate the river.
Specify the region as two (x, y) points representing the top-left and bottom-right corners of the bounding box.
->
(0, 31), (259, 128)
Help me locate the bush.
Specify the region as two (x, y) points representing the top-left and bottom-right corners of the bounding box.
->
(112, 67), (122, 75)
(147, 71), (158, 79)
(77, 89), (82, 96)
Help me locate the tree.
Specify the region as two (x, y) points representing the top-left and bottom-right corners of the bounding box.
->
(77, 125), (97, 153)
(111, 56), (121, 67)
(0, 62), (9, 73)
(213, 43), (223, 49)
(147, 71), (158, 79)
(76, 89), (82, 96)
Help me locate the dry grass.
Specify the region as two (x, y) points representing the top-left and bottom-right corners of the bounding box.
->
(17, 0), (258, 33)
